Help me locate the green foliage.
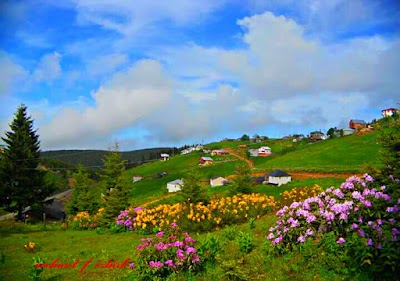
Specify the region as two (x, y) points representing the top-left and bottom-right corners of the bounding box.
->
(229, 164), (252, 195)
(180, 171), (209, 204)
(0, 105), (54, 220)
(237, 231), (254, 253)
(248, 218), (256, 230)
(197, 235), (222, 266)
(108, 222), (126, 234)
(99, 143), (130, 225)
(240, 134), (249, 141)
(67, 165), (98, 215)
(224, 225), (238, 241)
(28, 256), (44, 281)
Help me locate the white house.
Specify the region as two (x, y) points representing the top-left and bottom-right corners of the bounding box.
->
(266, 170), (291, 186)
(161, 153), (170, 161)
(167, 179), (184, 193)
(132, 175), (143, 182)
(248, 149), (259, 157)
(382, 108), (400, 118)
(258, 146), (272, 156)
(210, 176), (228, 187)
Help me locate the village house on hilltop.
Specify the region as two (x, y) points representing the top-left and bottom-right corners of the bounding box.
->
(381, 108), (400, 118)
(349, 119), (366, 131)
(160, 153), (170, 161)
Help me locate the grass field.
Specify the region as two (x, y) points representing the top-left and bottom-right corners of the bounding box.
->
(252, 132), (382, 173)
(0, 213), (360, 281)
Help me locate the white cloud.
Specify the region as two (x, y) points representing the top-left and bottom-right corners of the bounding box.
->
(40, 59), (172, 148)
(0, 51), (29, 96)
(86, 53), (128, 76)
(75, 0), (227, 35)
(33, 52), (62, 82)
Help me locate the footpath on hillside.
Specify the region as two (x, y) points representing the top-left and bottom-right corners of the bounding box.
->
(223, 148), (254, 168)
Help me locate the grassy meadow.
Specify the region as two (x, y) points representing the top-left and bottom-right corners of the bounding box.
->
(0, 211), (365, 281)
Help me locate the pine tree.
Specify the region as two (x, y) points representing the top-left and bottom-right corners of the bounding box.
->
(181, 171), (209, 204)
(67, 165), (96, 215)
(99, 143), (129, 225)
(229, 163), (252, 196)
(0, 105), (54, 220)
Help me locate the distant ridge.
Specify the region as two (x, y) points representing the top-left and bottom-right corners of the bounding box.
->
(41, 147), (178, 168)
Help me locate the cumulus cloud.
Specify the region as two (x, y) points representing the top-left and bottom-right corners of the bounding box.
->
(33, 52), (62, 82)
(27, 11), (400, 149)
(0, 51), (29, 96)
(40, 59), (172, 148)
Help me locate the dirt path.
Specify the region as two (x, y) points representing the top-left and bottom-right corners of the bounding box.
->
(223, 148), (254, 168)
(141, 193), (176, 207)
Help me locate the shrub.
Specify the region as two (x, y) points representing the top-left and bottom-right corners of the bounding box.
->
(267, 174), (400, 278)
(116, 194), (275, 233)
(237, 231), (254, 253)
(133, 223), (203, 280)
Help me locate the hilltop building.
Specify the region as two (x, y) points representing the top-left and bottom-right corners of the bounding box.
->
(349, 119), (366, 130)
(381, 108), (400, 118)
(160, 153), (170, 161)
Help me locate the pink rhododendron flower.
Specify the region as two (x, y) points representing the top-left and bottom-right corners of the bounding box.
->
(336, 237), (346, 244)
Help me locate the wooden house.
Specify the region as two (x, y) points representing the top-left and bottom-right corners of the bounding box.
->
(349, 119), (366, 130)
(199, 156), (213, 165)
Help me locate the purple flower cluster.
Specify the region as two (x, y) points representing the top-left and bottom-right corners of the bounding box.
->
(116, 206), (144, 230)
(135, 223), (201, 275)
(267, 174), (400, 249)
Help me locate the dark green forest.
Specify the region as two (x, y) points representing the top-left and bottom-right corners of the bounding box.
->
(41, 147), (178, 169)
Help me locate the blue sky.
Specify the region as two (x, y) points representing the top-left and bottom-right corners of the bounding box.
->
(1, 0), (399, 150)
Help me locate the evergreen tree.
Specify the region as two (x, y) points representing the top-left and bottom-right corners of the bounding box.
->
(180, 171), (209, 204)
(99, 143), (129, 225)
(0, 105), (54, 220)
(229, 164), (252, 196)
(67, 165), (96, 215)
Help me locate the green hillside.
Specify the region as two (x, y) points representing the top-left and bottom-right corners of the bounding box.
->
(253, 131), (382, 173)
(125, 152), (240, 204)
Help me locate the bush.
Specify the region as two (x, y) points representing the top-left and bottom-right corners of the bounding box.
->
(267, 174), (400, 278)
(133, 223), (203, 280)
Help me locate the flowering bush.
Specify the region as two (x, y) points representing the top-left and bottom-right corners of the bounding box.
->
(267, 174), (400, 275)
(72, 211), (92, 229)
(24, 242), (36, 253)
(133, 223), (202, 280)
(117, 194), (275, 233)
(72, 208), (108, 229)
(279, 185), (323, 207)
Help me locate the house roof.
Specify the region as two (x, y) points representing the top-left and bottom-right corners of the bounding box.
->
(250, 177), (265, 184)
(211, 176), (227, 180)
(382, 108), (397, 111)
(168, 179), (184, 185)
(267, 170), (290, 177)
(350, 119), (366, 124)
(259, 146), (271, 150)
(200, 157), (213, 161)
(161, 153), (170, 157)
